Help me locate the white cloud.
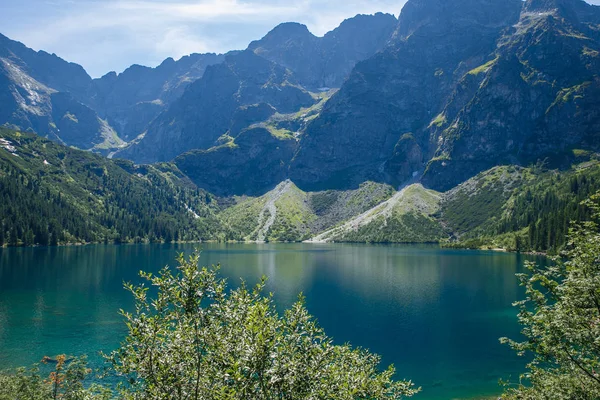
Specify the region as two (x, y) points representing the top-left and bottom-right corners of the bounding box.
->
(23, 0), (600, 77)
(113, 0), (309, 20)
(5, 0), (324, 76)
(154, 26), (214, 59)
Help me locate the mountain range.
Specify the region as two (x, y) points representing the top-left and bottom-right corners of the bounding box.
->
(1, 0), (600, 249)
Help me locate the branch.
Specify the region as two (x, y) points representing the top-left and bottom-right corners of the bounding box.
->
(563, 347), (600, 386)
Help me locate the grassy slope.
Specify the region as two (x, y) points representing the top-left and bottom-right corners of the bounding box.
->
(221, 181), (395, 242)
(202, 162), (600, 247)
(440, 166), (535, 237)
(330, 184), (445, 243)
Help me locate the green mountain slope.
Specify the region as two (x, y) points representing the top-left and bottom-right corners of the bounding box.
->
(4, 127), (600, 252)
(440, 166), (536, 237)
(0, 128), (222, 246)
(221, 180), (394, 242)
(310, 184), (445, 243)
(440, 162), (600, 252)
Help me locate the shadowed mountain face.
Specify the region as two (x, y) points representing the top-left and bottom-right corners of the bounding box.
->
(422, 0), (600, 190)
(92, 53), (228, 141)
(2, 0), (600, 198)
(288, 0), (524, 190)
(116, 50), (317, 164)
(0, 33), (228, 151)
(248, 13), (398, 89)
(0, 12), (398, 162)
(117, 13), (400, 164)
(175, 127), (298, 196)
(289, 0), (600, 192)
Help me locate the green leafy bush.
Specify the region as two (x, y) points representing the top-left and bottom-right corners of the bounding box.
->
(0, 356), (110, 400)
(108, 252), (419, 399)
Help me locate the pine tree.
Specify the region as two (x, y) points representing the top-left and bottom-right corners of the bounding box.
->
(24, 230), (35, 246)
(37, 227), (49, 246)
(9, 228), (18, 247)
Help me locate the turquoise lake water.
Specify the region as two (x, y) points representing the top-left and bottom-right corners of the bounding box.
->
(0, 243), (546, 399)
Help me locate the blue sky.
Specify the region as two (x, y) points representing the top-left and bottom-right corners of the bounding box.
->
(1, 0), (599, 78)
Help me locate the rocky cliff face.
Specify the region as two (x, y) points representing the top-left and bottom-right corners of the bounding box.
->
(0, 12), (402, 170)
(0, 42), (121, 151)
(0, 33), (228, 150)
(422, 0), (600, 190)
(175, 128), (297, 196)
(118, 13), (399, 165)
(289, 0), (600, 193)
(289, 0), (523, 190)
(116, 50), (316, 163)
(0, 33), (94, 101)
(92, 53), (227, 140)
(248, 13), (398, 89)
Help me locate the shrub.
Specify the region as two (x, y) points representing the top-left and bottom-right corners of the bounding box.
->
(108, 252), (419, 400)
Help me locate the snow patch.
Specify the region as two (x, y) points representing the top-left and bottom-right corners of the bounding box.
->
(0, 138), (17, 154)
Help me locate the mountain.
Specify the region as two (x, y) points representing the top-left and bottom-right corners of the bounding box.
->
(289, 0), (600, 192)
(3, 124), (600, 252)
(422, 0), (600, 190)
(116, 50), (317, 163)
(92, 52), (228, 141)
(289, 0), (524, 190)
(439, 161), (600, 252)
(0, 33), (122, 152)
(3, 0), (600, 251)
(0, 33), (93, 99)
(309, 184), (444, 243)
(175, 127), (298, 197)
(115, 0), (600, 196)
(248, 13), (398, 89)
(116, 14), (399, 164)
(0, 33), (230, 150)
(173, 91), (334, 196)
(0, 11), (398, 161)
(220, 180), (395, 242)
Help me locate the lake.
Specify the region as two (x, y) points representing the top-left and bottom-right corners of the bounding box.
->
(0, 243), (545, 399)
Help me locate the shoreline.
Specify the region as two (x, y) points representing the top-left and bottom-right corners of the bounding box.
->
(0, 240), (548, 257)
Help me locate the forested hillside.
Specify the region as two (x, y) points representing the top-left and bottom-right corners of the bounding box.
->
(0, 128), (223, 246)
(441, 162), (600, 252)
(2, 123), (600, 254)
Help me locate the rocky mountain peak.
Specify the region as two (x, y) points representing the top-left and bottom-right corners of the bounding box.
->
(249, 22), (316, 50)
(328, 12), (397, 36)
(397, 0), (522, 39)
(524, 0), (600, 24)
(322, 13), (397, 55)
(247, 14), (397, 89)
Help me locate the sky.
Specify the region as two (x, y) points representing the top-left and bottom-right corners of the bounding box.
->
(1, 0), (600, 78)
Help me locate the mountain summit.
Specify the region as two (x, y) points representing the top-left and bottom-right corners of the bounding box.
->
(1, 2), (600, 197)
(290, 0), (523, 190)
(248, 13), (397, 89)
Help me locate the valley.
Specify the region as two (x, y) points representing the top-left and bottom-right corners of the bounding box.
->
(2, 0), (600, 398)
(2, 125), (599, 254)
